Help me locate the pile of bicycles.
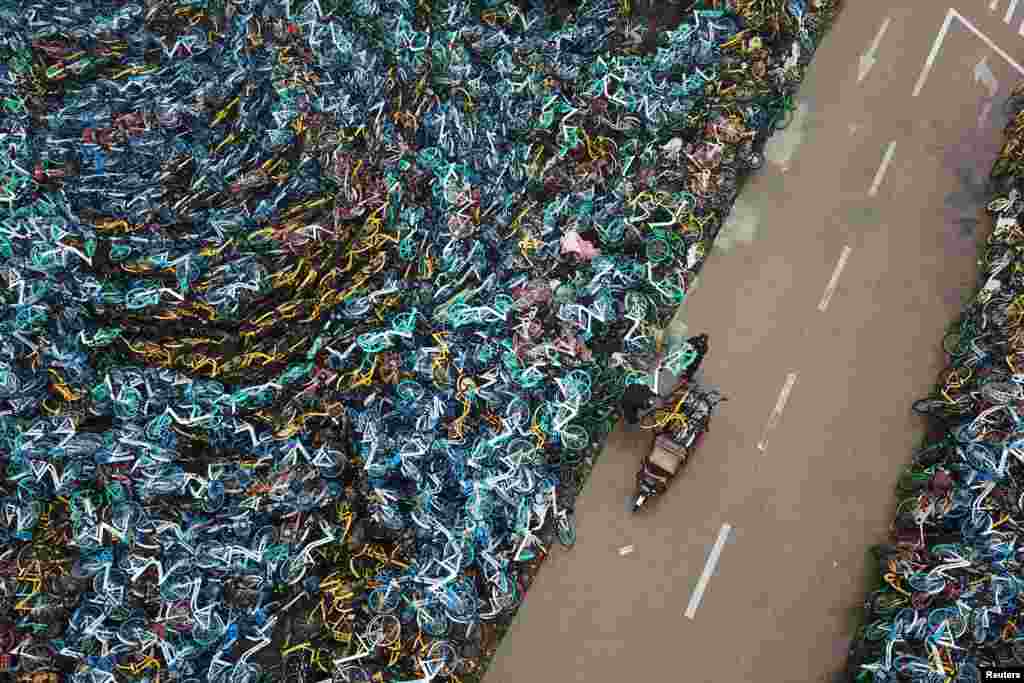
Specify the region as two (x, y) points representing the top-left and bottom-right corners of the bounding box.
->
(848, 91), (1024, 683)
(0, 0), (840, 680)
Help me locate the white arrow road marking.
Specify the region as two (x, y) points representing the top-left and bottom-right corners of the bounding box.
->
(915, 9), (1024, 97)
(975, 56), (1000, 97)
(858, 17), (891, 83)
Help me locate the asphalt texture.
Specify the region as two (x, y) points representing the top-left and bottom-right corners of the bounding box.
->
(484, 2), (1024, 682)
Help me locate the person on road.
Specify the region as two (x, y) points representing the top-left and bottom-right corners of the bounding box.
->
(621, 382), (658, 425)
(682, 333), (709, 383)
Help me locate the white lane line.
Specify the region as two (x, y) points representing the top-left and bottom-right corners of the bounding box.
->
(757, 373), (798, 453)
(1007, 0), (1020, 23)
(857, 17), (891, 83)
(685, 523), (732, 620)
(915, 9), (1024, 97)
(913, 10), (954, 97)
(818, 246), (852, 312)
(869, 141), (897, 197)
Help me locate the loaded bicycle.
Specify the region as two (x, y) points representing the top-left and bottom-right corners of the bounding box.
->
(618, 333), (724, 512)
(633, 383), (725, 512)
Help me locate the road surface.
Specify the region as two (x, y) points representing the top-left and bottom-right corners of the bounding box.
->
(485, 3), (1024, 682)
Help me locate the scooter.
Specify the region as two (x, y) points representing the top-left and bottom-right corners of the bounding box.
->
(631, 386), (724, 512)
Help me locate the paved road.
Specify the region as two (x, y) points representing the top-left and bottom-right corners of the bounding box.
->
(485, 3), (1024, 682)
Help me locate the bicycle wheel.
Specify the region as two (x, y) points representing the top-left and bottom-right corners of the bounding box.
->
(983, 381), (1022, 404)
(942, 328), (967, 358)
(506, 397), (530, 429)
(230, 663), (261, 683)
(773, 103), (795, 132)
(892, 655), (934, 676)
(396, 380), (425, 404)
(862, 620), (890, 642)
(956, 663), (979, 683)
(368, 585), (400, 614)
(556, 514), (576, 549)
(1004, 93), (1024, 118)
(425, 641), (460, 678)
(646, 237), (672, 263)
(18, 644), (57, 673)
(868, 590), (908, 618)
(912, 397), (961, 419)
(417, 603), (449, 637)
(896, 469), (931, 495)
(507, 437), (537, 462)
(117, 618), (149, 647)
(559, 425), (589, 451)
(339, 666), (371, 683)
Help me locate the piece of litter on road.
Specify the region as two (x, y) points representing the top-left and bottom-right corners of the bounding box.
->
(619, 545), (634, 556)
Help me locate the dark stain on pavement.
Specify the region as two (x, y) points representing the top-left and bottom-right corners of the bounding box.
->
(944, 289), (964, 308)
(938, 117), (1005, 249)
(943, 166), (989, 238)
(953, 215), (980, 239)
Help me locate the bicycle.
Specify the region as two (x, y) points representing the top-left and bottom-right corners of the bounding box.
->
(549, 487), (576, 549)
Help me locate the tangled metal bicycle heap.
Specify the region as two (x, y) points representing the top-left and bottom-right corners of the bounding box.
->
(0, 0), (838, 681)
(847, 98), (1024, 682)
